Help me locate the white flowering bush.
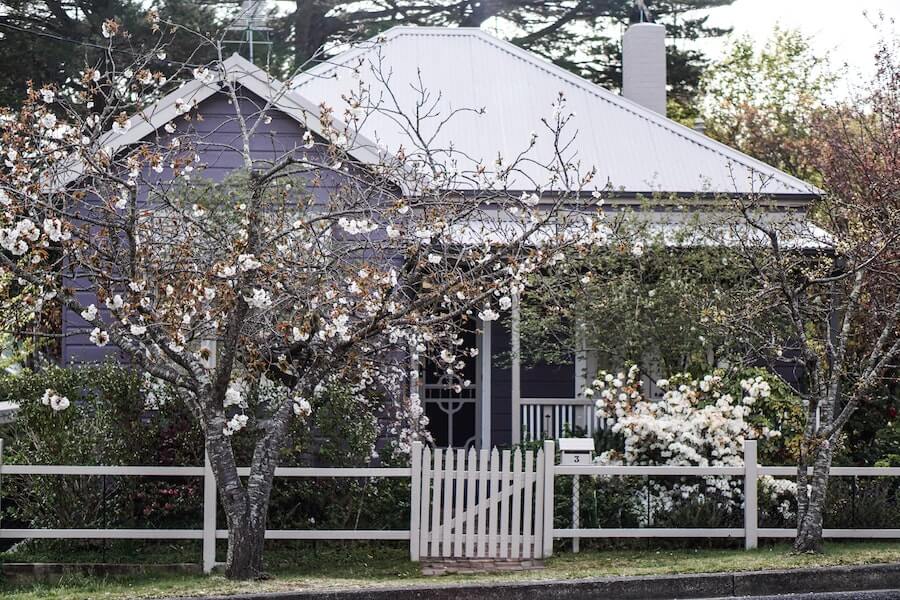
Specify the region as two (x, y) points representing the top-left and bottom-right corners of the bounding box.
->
(592, 365), (795, 525)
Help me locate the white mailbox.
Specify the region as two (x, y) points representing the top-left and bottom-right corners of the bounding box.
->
(558, 437), (595, 466)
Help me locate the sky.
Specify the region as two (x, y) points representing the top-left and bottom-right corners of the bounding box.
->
(688, 0), (900, 94)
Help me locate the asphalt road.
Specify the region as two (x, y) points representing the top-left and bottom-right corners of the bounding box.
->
(704, 591), (900, 600)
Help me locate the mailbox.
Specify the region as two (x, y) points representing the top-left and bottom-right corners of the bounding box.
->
(559, 437), (595, 466)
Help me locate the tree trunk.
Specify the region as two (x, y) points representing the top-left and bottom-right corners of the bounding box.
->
(204, 401), (293, 579)
(793, 443), (834, 553)
(292, 1), (337, 67)
(204, 424), (276, 580)
(225, 511), (268, 579)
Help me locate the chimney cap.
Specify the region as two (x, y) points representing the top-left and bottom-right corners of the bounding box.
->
(629, 0), (654, 24)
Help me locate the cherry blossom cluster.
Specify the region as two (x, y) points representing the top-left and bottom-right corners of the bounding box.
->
(40, 388), (70, 412)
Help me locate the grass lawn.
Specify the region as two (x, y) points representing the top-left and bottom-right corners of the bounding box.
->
(2, 541), (900, 600)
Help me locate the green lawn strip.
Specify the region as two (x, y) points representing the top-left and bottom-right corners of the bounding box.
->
(2, 540), (202, 565)
(2, 542), (900, 600)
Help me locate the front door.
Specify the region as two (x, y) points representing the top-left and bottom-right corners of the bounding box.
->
(422, 322), (478, 448)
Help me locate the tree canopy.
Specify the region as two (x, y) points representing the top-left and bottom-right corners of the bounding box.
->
(698, 27), (834, 184)
(0, 1), (735, 112)
(0, 0), (224, 108)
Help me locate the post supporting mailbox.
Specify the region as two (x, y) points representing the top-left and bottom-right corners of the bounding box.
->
(558, 437), (594, 552)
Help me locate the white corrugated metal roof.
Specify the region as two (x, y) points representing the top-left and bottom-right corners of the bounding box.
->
(291, 26), (820, 198)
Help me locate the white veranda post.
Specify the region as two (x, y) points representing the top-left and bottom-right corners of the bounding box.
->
(479, 318), (492, 449)
(511, 293), (522, 444)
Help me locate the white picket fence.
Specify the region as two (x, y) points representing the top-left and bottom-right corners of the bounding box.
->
(553, 440), (900, 550)
(3, 439), (900, 571)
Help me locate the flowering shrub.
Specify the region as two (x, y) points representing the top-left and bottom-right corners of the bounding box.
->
(592, 365), (794, 524)
(0, 365), (204, 530)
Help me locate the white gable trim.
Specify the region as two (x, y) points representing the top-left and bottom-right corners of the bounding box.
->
(53, 54), (382, 191)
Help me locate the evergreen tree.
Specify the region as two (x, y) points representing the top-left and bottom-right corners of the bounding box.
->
(0, 0), (222, 108)
(269, 0), (735, 112)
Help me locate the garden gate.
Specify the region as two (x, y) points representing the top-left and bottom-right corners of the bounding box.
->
(409, 440), (554, 561)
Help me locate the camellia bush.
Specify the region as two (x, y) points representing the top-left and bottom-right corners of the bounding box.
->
(591, 365), (800, 526)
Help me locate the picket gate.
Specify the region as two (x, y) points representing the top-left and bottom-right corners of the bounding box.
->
(409, 441), (553, 560)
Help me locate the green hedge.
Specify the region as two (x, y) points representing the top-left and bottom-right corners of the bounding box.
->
(0, 366), (410, 535)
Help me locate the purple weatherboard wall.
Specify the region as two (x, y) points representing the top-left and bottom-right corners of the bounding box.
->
(61, 87), (338, 365)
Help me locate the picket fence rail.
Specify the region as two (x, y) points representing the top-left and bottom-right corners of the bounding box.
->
(0, 440), (411, 573)
(554, 440), (900, 551)
(2, 439), (900, 571)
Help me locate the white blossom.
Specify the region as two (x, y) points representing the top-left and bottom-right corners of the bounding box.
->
(112, 118), (132, 134)
(89, 327), (110, 347)
(80, 304), (98, 321)
(224, 382), (244, 407)
(105, 294), (124, 310)
(41, 388), (70, 412)
(478, 307), (500, 321)
(245, 288), (272, 309)
(42, 217), (69, 242)
(223, 413), (249, 436)
(237, 253), (262, 271)
(192, 66), (217, 85)
(293, 397), (312, 418)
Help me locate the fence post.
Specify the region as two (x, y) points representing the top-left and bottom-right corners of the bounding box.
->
(542, 439), (555, 558)
(1, 438), (4, 532)
(203, 451), (217, 573)
(571, 474), (580, 553)
(409, 441), (423, 561)
(744, 439), (758, 550)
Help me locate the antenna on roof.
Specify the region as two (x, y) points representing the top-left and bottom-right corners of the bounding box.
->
(630, 0), (654, 23)
(223, 0), (273, 64)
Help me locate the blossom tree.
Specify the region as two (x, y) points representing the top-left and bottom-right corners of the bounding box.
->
(0, 16), (604, 577)
(721, 171), (899, 547)
(716, 30), (900, 552)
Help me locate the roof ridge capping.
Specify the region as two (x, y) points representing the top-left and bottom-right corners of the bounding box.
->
(294, 25), (822, 198)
